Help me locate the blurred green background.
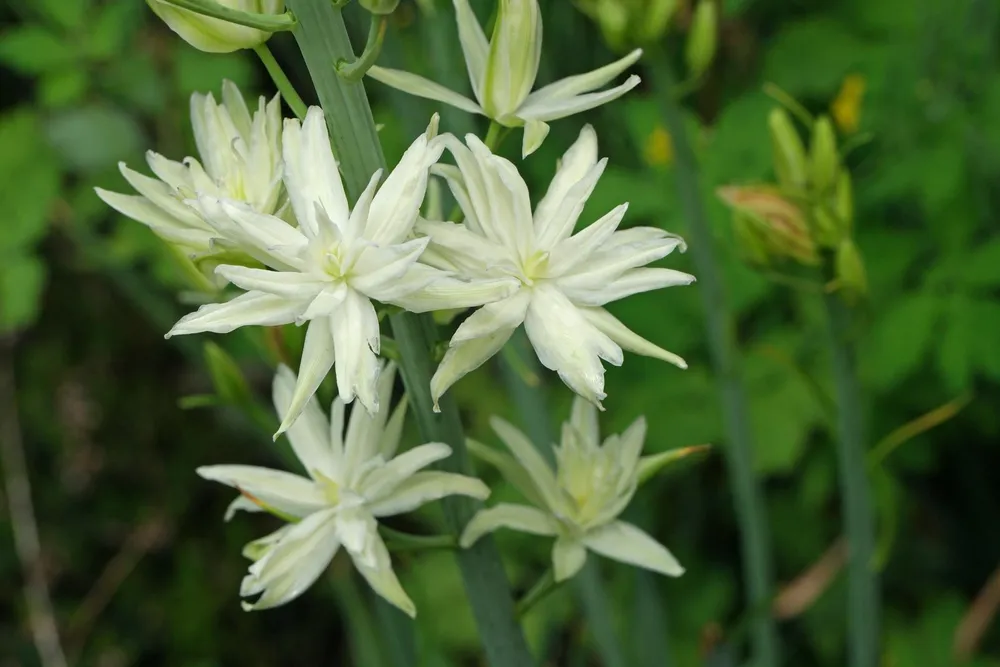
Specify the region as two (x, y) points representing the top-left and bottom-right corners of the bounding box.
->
(2, 0), (999, 665)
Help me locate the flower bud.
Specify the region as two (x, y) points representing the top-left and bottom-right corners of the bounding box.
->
(834, 171), (853, 234)
(482, 0), (543, 119)
(204, 342), (252, 406)
(835, 238), (868, 299)
(809, 115), (840, 194)
(147, 0), (285, 53)
(685, 0), (717, 80)
(639, 0), (680, 46)
(810, 205), (841, 248)
(717, 185), (817, 265)
(360, 0), (399, 14)
(768, 107), (808, 190)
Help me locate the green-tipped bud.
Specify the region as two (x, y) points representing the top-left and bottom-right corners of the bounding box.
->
(731, 212), (771, 265)
(835, 238), (867, 299)
(834, 171), (854, 234)
(204, 342), (251, 406)
(639, 0), (680, 46)
(717, 185), (818, 266)
(768, 107), (808, 189)
(685, 0), (717, 80)
(809, 116), (840, 194)
(360, 0), (399, 14)
(810, 205), (841, 248)
(147, 0), (286, 53)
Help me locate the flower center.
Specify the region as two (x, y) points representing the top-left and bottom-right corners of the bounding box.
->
(518, 250), (550, 286)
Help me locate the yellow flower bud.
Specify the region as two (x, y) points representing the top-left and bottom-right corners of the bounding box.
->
(809, 115), (840, 194)
(717, 185), (818, 265)
(685, 0), (718, 80)
(768, 107), (808, 190)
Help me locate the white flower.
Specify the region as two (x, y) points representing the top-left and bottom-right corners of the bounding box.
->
(147, 0), (285, 53)
(420, 125), (694, 410)
(200, 361), (490, 614)
(166, 107), (517, 435)
(367, 0), (642, 157)
(461, 397), (683, 582)
(96, 80), (283, 255)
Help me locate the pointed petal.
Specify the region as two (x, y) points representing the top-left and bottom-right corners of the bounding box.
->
(118, 162), (206, 226)
(466, 438), (546, 508)
(367, 66), (484, 116)
(569, 395), (600, 449)
(189, 196), (306, 271)
(580, 307), (687, 369)
(450, 291), (531, 343)
(565, 268), (696, 306)
(282, 108), (350, 238)
(166, 291), (304, 337)
(343, 361), (395, 479)
(546, 201), (625, 276)
(583, 520), (684, 577)
(552, 536), (588, 582)
(430, 328), (515, 410)
(466, 136), (535, 258)
(390, 275), (520, 313)
(525, 48), (642, 102)
(272, 364), (338, 479)
(221, 79), (253, 138)
(377, 394), (408, 459)
(368, 471), (489, 517)
(518, 75), (642, 123)
(215, 265), (326, 300)
(275, 316), (336, 439)
(346, 169), (383, 243)
(616, 415), (648, 481)
(95, 188), (213, 249)
(521, 119), (550, 157)
(459, 503), (557, 548)
(489, 416), (568, 515)
(337, 510), (417, 617)
(350, 238), (430, 300)
(224, 495), (264, 521)
(196, 465), (327, 517)
(557, 236), (690, 295)
(535, 160), (608, 250)
(415, 218), (517, 277)
(452, 0), (489, 100)
(483, 0), (542, 115)
(331, 290), (382, 412)
(361, 442), (453, 500)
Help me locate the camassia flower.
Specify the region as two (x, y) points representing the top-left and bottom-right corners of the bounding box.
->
(166, 108), (517, 435)
(147, 0), (285, 53)
(199, 362), (490, 614)
(96, 80), (283, 255)
(461, 397), (684, 582)
(419, 125), (694, 410)
(367, 0), (642, 157)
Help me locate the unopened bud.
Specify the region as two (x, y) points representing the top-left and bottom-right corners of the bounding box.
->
(717, 185), (817, 265)
(731, 212), (771, 265)
(809, 116), (839, 194)
(147, 0), (285, 53)
(835, 238), (867, 299)
(768, 108), (808, 190)
(685, 0), (717, 79)
(834, 171), (853, 234)
(639, 0), (680, 45)
(204, 342), (251, 406)
(810, 205), (841, 248)
(360, 0), (399, 14)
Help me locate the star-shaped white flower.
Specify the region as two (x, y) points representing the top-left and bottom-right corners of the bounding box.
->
(420, 125), (694, 409)
(367, 0), (642, 157)
(461, 396), (683, 582)
(200, 361), (490, 614)
(166, 107), (517, 435)
(96, 80), (283, 255)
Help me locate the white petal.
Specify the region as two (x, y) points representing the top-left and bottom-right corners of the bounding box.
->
(224, 495), (264, 521)
(489, 416), (568, 516)
(524, 49), (642, 102)
(430, 328), (515, 410)
(275, 316), (336, 439)
(569, 395), (600, 449)
(557, 236), (690, 295)
(282, 108), (351, 239)
(565, 268), (696, 306)
(552, 536), (588, 582)
(368, 471), (489, 517)
(452, 0), (489, 100)
(272, 364), (339, 479)
(390, 275), (520, 313)
(582, 520), (684, 577)
(299, 283), (348, 323)
(522, 284), (622, 404)
(190, 196), (306, 271)
(483, 0), (542, 116)
(534, 160), (608, 251)
(361, 442), (453, 500)
(521, 119), (550, 158)
(616, 416), (647, 484)
(532, 125), (599, 241)
(466, 137), (534, 258)
(166, 291), (304, 337)
(343, 361), (395, 480)
(545, 201), (625, 276)
(331, 290), (382, 412)
(145, 152), (195, 192)
(450, 290), (531, 343)
(580, 307), (687, 369)
(346, 169), (383, 243)
(350, 238), (430, 299)
(221, 79), (253, 138)
(243, 508), (341, 610)
(215, 265), (326, 300)
(196, 465), (327, 517)
(518, 75), (642, 123)
(337, 510), (416, 617)
(438, 135), (508, 247)
(367, 66), (484, 116)
(118, 162), (205, 226)
(459, 503), (557, 547)
(377, 394), (408, 459)
(95, 188), (213, 249)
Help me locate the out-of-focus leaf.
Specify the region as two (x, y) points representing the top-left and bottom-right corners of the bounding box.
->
(864, 293), (940, 391)
(174, 49), (254, 98)
(962, 239), (1000, 289)
(103, 54), (168, 114)
(204, 342), (252, 406)
(39, 68), (89, 108)
(703, 92), (773, 185)
(969, 299), (1000, 381)
(0, 254), (46, 332)
(45, 106), (145, 173)
(0, 110), (60, 252)
(0, 26), (75, 74)
(870, 466), (901, 569)
(763, 18), (870, 97)
(937, 295), (973, 392)
(37, 0), (89, 31)
(85, 1), (144, 60)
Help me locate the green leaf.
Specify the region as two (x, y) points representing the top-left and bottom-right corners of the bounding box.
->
(45, 106), (145, 173)
(203, 342), (252, 406)
(39, 68), (89, 108)
(174, 49), (254, 99)
(937, 296), (973, 392)
(864, 293), (940, 391)
(0, 254), (46, 332)
(762, 18), (869, 97)
(968, 299), (1000, 381)
(0, 110), (60, 253)
(37, 0), (90, 31)
(702, 92), (773, 185)
(637, 444), (712, 485)
(84, 1), (143, 60)
(962, 238), (1000, 289)
(0, 26), (75, 74)
(102, 54), (168, 114)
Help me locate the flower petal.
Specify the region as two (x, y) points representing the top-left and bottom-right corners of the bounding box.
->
(390, 274), (520, 314)
(452, 0), (489, 101)
(552, 536), (587, 582)
(377, 394), (409, 459)
(580, 306), (687, 369)
(367, 66), (484, 116)
(94, 188), (213, 250)
(343, 362), (396, 480)
(166, 291), (304, 337)
(368, 471), (489, 517)
(215, 265), (326, 300)
(224, 495), (264, 521)
(430, 328), (515, 410)
(197, 465), (327, 518)
(563, 268), (696, 306)
(545, 201), (625, 277)
(524, 48), (642, 103)
(282, 107), (350, 239)
(459, 503), (558, 548)
(518, 75), (642, 123)
(332, 289), (382, 412)
(569, 395), (600, 449)
(275, 316), (336, 439)
(337, 509), (417, 617)
(483, 0), (542, 116)
(520, 118), (550, 158)
(272, 364), (338, 479)
(189, 196), (306, 271)
(450, 290), (531, 344)
(535, 160), (608, 249)
(361, 442), (453, 500)
(582, 520), (684, 577)
(489, 416), (568, 515)
(350, 238), (430, 299)
(557, 236), (691, 296)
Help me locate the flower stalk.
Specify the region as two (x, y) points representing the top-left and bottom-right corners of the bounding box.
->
(515, 568), (558, 617)
(335, 16), (388, 82)
(283, 1), (534, 664)
(253, 44), (307, 119)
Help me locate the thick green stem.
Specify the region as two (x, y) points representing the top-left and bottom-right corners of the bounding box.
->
(823, 290), (879, 667)
(283, 3), (533, 665)
(380, 526), (457, 552)
(157, 0), (296, 31)
(253, 44), (307, 119)
(650, 55), (779, 666)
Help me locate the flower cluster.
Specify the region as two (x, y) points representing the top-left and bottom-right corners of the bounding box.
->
(103, 0), (696, 616)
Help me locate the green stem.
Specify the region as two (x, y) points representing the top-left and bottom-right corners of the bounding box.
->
(335, 16), (388, 82)
(380, 526), (457, 552)
(253, 44), (307, 119)
(650, 54), (779, 666)
(157, 0), (296, 31)
(823, 289), (879, 667)
(515, 568), (559, 618)
(283, 3), (534, 665)
(484, 120), (503, 150)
